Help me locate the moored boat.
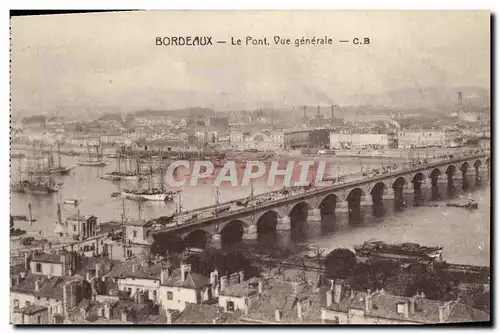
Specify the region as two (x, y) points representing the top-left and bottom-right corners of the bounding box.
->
(446, 199), (479, 210)
(354, 240), (443, 262)
(63, 199), (80, 205)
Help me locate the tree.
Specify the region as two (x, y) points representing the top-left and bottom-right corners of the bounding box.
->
(324, 248), (357, 279)
(150, 233), (185, 257)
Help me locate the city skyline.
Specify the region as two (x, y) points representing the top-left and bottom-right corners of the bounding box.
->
(11, 11), (490, 116)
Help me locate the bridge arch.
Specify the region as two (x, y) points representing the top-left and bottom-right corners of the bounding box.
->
(289, 201), (312, 227)
(256, 210), (278, 237)
(318, 193), (338, 217)
(184, 229), (210, 249)
(411, 172), (426, 206)
(460, 161), (470, 172)
(428, 168), (442, 200)
(392, 176), (409, 189)
(370, 182), (386, 217)
(220, 220), (245, 247)
(445, 164), (457, 175)
(346, 187), (365, 223)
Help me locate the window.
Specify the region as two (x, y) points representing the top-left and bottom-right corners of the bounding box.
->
(35, 263), (42, 273)
(37, 315), (41, 324)
(13, 299), (19, 310)
(132, 231), (137, 238)
(226, 301), (235, 312)
(167, 292), (173, 300)
(73, 225), (76, 232)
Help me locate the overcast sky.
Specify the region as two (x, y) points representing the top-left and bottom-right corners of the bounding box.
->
(11, 11), (490, 116)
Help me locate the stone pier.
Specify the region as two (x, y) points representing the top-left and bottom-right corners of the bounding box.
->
(276, 216), (291, 231)
(308, 208), (322, 222)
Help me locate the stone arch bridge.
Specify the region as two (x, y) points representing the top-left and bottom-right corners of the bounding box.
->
(153, 153), (490, 249)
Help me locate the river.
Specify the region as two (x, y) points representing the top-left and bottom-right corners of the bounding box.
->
(10, 154), (490, 266)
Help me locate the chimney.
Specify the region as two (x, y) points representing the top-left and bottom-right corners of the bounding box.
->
(238, 270), (244, 283)
(131, 264), (137, 273)
(210, 271), (216, 285)
(34, 279), (41, 292)
(326, 289), (333, 307)
(180, 264), (191, 282)
(438, 301), (453, 323)
(61, 253), (67, 276)
(258, 279), (264, 294)
(275, 309), (282, 322)
(165, 310), (173, 324)
(24, 253), (30, 272)
(95, 264), (101, 278)
(104, 303), (111, 319)
(90, 277), (97, 297)
(220, 276), (228, 291)
(297, 301), (303, 321)
(334, 280), (343, 304)
(365, 293), (373, 312)
(160, 267), (170, 285)
(121, 309), (128, 322)
(86, 271), (91, 282)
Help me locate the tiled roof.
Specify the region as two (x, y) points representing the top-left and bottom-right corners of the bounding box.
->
(447, 302), (490, 323)
(10, 263), (26, 277)
(10, 273), (79, 301)
(108, 259), (162, 280)
(241, 280), (323, 324)
(67, 214), (95, 221)
(220, 277), (261, 298)
(162, 269), (210, 289)
(175, 303), (242, 324)
(32, 253), (63, 264)
(15, 304), (48, 315)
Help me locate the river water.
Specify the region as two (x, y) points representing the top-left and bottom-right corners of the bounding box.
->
(10, 154), (490, 266)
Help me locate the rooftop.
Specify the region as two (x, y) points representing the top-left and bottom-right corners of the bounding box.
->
(175, 303), (242, 324)
(15, 304), (48, 315)
(10, 273), (80, 300)
(241, 279), (323, 324)
(32, 253), (63, 264)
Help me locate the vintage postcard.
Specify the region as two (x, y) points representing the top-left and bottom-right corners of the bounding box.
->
(9, 10), (490, 325)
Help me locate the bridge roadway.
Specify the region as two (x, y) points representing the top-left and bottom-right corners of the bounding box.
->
(153, 151), (490, 237)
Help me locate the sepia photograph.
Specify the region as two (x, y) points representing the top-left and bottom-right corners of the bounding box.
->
(9, 10), (491, 325)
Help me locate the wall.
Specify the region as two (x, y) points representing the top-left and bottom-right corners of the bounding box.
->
(30, 261), (63, 277)
(158, 286), (198, 312)
(218, 295), (247, 312)
(117, 277), (160, 302)
(10, 292), (62, 324)
(321, 308), (349, 324)
(11, 309), (49, 324)
(125, 226), (151, 245)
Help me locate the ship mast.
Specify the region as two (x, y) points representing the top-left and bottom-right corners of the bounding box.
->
(57, 142), (62, 169)
(117, 150), (121, 174)
(159, 149), (165, 191)
(28, 202), (33, 226)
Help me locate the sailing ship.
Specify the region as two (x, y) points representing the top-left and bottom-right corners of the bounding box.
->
(11, 144), (61, 195)
(121, 150), (180, 201)
(101, 151), (147, 181)
(78, 143), (108, 166)
(32, 143), (72, 175)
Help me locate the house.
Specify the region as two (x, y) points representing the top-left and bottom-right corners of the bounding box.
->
(10, 273), (84, 324)
(238, 279), (323, 324)
(157, 263), (213, 312)
(320, 279), (490, 324)
(174, 303), (242, 324)
(66, 214), (99, 240)
(122, 220), (154, 259)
